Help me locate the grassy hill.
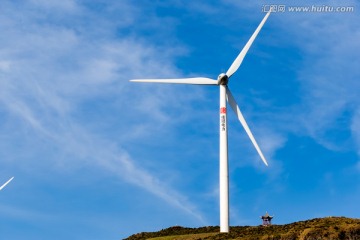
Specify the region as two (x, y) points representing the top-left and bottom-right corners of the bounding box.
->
(124, 217), (360, 240)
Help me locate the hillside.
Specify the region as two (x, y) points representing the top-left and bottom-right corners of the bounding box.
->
(124, 217), (360, 240)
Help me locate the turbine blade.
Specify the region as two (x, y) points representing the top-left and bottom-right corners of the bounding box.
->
(130, 77), (217, 85)
(0, 176), (14, 191)
(226, 87), (268, 166)
(226, 10), (272, 78)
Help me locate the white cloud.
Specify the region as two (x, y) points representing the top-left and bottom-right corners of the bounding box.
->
(0, 60), (11, 71)
(29, 0), (79, 12)
(225, 6), (360, 154)
(0, 203), (52, 222)
(293, 16), (360, 151)
(351, 109), (360, 157)
(0, 0), (206, 222)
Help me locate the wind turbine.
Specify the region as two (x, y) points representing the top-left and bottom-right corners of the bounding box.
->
(130, 10), (272, 233)
(0, 177), (14, 191)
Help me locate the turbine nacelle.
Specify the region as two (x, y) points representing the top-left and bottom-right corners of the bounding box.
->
(217, 73), (229, 85)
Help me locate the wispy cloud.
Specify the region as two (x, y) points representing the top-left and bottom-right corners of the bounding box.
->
(227, 0), (360, 158)
(351, 109), (360, 163)
(0, 0), (206, 222)
(0, 203), (52, 222)
(288, 14), (360, 154)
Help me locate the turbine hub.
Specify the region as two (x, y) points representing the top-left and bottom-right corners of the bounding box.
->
(217, 73), (229, 85)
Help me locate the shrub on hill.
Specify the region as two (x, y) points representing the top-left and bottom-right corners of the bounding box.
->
(124, 217), (360, 240)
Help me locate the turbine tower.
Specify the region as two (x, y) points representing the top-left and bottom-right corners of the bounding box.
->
(130, 11), (271, 233)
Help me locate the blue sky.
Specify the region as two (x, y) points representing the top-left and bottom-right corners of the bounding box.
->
(0, 0), (359, 239)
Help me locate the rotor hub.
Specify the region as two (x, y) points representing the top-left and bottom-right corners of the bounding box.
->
(217, 73), (229, 85)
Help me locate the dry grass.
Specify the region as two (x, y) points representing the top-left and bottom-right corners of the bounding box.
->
(124, 217), (360, 240)
(148, 232), (218, 240)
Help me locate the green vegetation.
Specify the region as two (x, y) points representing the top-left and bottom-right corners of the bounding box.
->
(124, 217), (360, 240)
